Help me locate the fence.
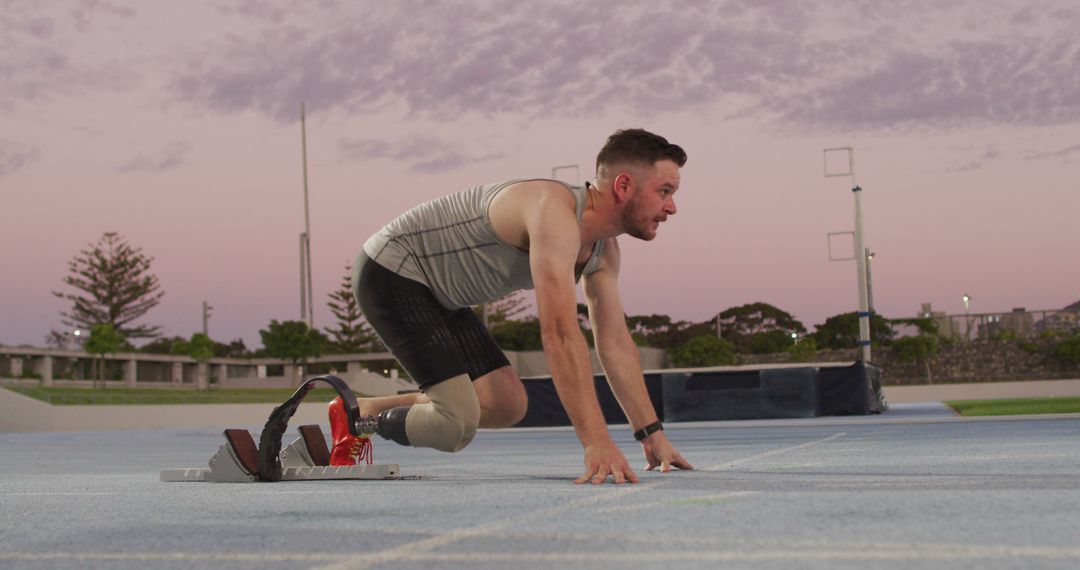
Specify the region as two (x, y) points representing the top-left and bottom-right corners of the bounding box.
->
(932, 309), (1079, 340)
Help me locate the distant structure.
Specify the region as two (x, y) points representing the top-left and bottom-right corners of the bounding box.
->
(919, 303), (958, 337)
(917, 300), (1079, 340)
(983, 308), (1034, 338)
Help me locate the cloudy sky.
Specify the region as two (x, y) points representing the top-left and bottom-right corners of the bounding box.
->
(2, 0), (1078, 348)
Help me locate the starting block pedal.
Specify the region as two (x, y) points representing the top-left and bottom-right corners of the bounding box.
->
(160, 425), (400, 483)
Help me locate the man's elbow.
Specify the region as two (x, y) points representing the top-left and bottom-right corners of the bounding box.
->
(540, 320), (585, 352)
(595, 332), (639, 363)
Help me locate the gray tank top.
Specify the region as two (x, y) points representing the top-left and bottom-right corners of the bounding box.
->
(362, 179), (605, 309)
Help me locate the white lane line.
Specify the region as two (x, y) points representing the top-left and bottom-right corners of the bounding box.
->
(593, 491), (761, 513)
(314, 431), (848, 570)
(705, 432), (846, 471)
(2, 492), (114, 496)
(316, 483), (650, 570)
(4, 544), (1080, 563)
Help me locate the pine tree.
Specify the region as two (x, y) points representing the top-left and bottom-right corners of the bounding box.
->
(52, 232), (165, 341)
(324, 262), (376, 353)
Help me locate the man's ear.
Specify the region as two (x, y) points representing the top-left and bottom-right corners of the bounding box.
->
(612, 172), (632, 203)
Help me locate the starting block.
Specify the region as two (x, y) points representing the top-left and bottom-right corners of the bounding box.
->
(161, 374), (407, 483)
(160, 425), (400, 482)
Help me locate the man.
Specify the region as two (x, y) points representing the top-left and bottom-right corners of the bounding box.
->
(330, 128), (693, 484)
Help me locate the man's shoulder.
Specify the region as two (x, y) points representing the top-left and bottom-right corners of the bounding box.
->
(491, 179), (576, 219)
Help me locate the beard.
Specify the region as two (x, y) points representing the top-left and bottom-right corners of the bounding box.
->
(621, 192), (658, 241)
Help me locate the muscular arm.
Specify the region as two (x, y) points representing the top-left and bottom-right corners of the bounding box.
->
(582, 239), (657, 430)
(525, 184), (637, 483)
(526, 186), (610, 448)
(584, 239), (693, 472)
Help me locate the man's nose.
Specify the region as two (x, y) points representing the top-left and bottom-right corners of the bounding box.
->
(665, 197), (677, 215)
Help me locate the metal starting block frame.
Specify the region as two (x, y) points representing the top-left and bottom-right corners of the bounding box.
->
(160, 425), (400, 483)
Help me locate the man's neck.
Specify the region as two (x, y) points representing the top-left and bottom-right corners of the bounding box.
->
(578, 182), (623, 243)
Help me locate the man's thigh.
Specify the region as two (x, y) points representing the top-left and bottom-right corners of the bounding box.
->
(473, 365), (528, 428)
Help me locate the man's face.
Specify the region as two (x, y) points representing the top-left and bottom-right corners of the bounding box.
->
(621, 159), (680, 241)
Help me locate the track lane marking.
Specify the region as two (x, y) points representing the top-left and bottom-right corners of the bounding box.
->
(314, 431), (847, 570)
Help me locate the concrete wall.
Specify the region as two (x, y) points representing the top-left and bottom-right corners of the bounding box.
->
(883, 378), (1080, 403)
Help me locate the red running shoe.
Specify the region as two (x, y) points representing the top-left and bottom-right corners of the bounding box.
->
(328, 396), (373, 466)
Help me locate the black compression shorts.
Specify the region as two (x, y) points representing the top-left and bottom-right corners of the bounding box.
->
(353, 252), (511, 389)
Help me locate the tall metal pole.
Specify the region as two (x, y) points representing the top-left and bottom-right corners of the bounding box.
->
(853, 185), (871, 362)
(824, 147), (871, 362)
(301, 103), (314, 329)
(299, 232), (308, 322)
(865, 249), (875, 313)
(202, 301), (212, 335)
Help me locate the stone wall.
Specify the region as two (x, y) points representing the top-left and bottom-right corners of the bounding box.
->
(741, 339), (1079, 385)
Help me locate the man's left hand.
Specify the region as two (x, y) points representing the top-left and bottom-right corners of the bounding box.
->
(641, 430), (694, 472)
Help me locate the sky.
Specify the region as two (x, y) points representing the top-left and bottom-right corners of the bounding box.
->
(2, 0), (1078, 349)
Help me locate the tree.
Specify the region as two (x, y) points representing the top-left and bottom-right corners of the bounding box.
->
(259, 320), (328, 384)
(787, 337), (818, 362)
(1055, 333), (1080, 366)
(174, 333), (215, 363)
(52, 232), (164, 341)
(490, 318), (544, 351)
(174, 332), (215, 391)
(669, 336), (740, 367)
(717, 302), (806, 353)
(893, 334), (939, 383)
(813, 311), (894, 349)
(324, 262), (376, 353)
(140, 335), (248, 357)
(625, 313), (714, 350)
(140, 336), (187, 354)
(84, 323), (126, 387)
(747, 330), (797, 354)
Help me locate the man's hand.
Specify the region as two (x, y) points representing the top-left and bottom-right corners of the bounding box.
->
(576, 441), (639, 485)
(641, 431), (693, 473)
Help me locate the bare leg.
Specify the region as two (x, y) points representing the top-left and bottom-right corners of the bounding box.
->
(472, 365), (528, 428)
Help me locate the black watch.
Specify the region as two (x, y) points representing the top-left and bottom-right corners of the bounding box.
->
(633, 421), (664, 442)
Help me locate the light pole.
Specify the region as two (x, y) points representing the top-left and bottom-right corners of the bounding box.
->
(824, 147), (872, 362)
(962, 293), (972, 340)
(202, 301), (213, 335)
(866, 249), (875, 313)
(299, 103), (314, 329)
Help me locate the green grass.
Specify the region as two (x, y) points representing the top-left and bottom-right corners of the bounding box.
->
(3, 386), (342, 406)
(945, 396), (1080, 416)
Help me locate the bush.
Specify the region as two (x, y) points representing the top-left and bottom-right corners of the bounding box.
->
(787, 337), (818, 362)
(893, 335), (939, 363)
(1055, 335), (1080, 365)
(670, 336), (740, 367)
(490, 318), (543, 351)
(1017, 341), (1042, 354)
(747, 330), (795, 354)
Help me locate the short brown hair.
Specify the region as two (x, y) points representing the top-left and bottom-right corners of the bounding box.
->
(596, 128), (687, 172)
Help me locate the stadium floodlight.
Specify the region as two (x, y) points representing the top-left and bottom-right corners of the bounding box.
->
(823, 147), (872, 362)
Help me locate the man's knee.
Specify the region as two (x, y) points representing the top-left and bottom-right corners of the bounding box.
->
(403, 374), (480, 453)
(499, 387), (528, 427)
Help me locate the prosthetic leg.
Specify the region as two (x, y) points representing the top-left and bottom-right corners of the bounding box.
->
(160, 375), (406, 483)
